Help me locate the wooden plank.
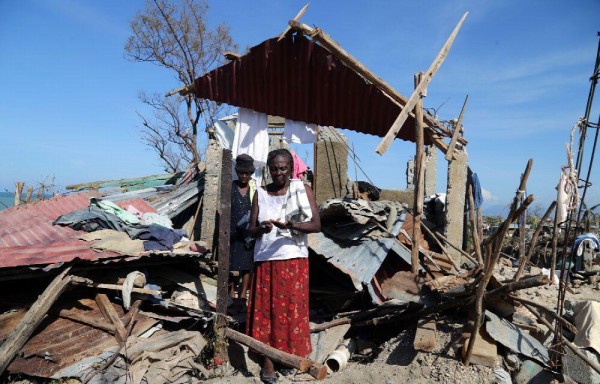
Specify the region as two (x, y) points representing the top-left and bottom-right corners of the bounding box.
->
(445, 95), (469, 161)
(95, 293), (127, 342)
(468, 184), (483, 265)
(214, 148), (233, 363)
(225, 328), (327, 380)
(58, 309), (116, 334)
(414, 318), (437, 352)
(277, 3), (310, 42)
(0, 267), (72, 375)
(375, 12), (469, 155)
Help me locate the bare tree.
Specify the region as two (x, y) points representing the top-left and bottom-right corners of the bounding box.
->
(125, 0), (236, 172)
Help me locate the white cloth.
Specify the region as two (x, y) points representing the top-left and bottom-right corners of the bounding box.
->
(276, 180), (312, 246)
(556, 169), (577, 225)
(232, 108), (269, 184)
(212, 120), (234, 150)
(254, 186), (308, 262)
(284, 118), (317, 144)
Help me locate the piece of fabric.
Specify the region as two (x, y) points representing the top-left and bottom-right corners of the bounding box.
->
(283, 118), (317, 144)
(135, 224), (187, 251)
(254, 186), (308, 262)
(246, 258), (311, 357)
(557, 169), (578, 225)
(141, 212), (173, 228)
(290, 150), (309, 179)
(122, 271), (146, 310)
(80, 229), (145, 255)
(574, 233), (600, 257)
(91, 198), (141, 225)
(232, 108), (269, 184)
(573, 301), (600, 354)
(213, 119), (235, 150)
(277, 180), (312, 245)
(470, 172), (483, 210)
(54, 205), (129, 233)
(230, 181), (254, 271)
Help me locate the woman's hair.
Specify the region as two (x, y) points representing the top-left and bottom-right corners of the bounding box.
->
(267, 148), (294, 170)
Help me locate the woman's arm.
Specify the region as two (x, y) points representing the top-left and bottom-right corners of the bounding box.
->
(247, 190), (272, 238)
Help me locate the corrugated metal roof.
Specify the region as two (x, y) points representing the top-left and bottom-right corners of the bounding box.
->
(0, 193), (157, 269)
(192, 34), (432, 145)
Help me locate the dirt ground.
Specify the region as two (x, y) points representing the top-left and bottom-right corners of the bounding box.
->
(203, 257), (598, 384)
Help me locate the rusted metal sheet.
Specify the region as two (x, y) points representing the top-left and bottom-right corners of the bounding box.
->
(0, 193), (157, 269)
(4, 298), (157, 378)
(192, 34), (432, 145)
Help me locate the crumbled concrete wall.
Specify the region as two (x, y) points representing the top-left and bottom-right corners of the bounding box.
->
(444, 148), (468, 264)
(379, 189), (413, 204)
(563, 346), (600, 384)
(200, 139), (222, 251)
(315, 127), (348, 205)
(424, 145), (437, 196)
(406, 158), (415, 190)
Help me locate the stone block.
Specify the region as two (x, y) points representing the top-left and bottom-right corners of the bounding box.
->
(563, 346), (600, 384)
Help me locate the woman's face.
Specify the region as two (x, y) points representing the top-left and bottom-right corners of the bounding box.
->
(236, 170), (252, 185)
(269, 155), (292, 187)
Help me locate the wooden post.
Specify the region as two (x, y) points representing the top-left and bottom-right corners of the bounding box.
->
(214, 148), (232, 364)
(514, 201), (557, 281)
(14, 182), (24, 207)
(445, 95), (469, 161)
(25, 186), (33, 203)
(95, 293), (127, 342)
(375, 12), (469, 155)
(464, 160), (533, 366)
(468, 184), (483, 265)
(0, 267), (72, 375)
(412, 72), (426, 274)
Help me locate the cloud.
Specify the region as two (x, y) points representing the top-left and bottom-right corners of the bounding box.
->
(481, 187), (498, 202)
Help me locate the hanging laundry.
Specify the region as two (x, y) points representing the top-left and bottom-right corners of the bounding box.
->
(284, 118), (317, 144)
(556, 169), (577, 225)
(232, 108), (269, 184)
(290, 150), (309, 179)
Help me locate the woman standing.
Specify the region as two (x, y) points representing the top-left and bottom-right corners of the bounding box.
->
(246, 149), (321, 383)
(229, 154), (256, 311)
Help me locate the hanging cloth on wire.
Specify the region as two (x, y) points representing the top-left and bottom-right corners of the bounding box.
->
(232, 108), (269, 184)
(290, 150), (309, 179)
(283, 119), (317, 144)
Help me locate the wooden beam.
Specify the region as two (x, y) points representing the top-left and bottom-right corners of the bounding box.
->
(288, 20), (465, 149)
(375, 12), (469, 155)
(225, 328), (327, 380)
(412, 72), (426, 274)
(445, 95), (469, 161)
(71, 276), (163, 296)
(278, 3), (310, 42)
(95, 293), (127, 342)
(58, 309), (116, 333)
(468, 184), (483, 265)
(0, 267), (72, 375)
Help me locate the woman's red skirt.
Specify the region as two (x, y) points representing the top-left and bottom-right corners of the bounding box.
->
(246, 257), (311, 357)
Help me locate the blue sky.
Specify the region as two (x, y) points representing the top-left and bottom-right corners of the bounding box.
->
(1, 1), (599, 212)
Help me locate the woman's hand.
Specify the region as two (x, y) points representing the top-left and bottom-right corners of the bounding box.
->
(259, 221), (273, 234)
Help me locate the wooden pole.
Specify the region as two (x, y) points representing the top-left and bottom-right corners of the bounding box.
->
(287, 21), (464, 156)
(375, 12), (469, 155)
(445, 95), (469, 161)
(464, 159), (533, 366)
(0, 267), (72, 375)
(214, 149), (233, 364)
(514, 201), (557, 281)
(430, 228), (478, 265)
(508, 295), (576, 334)
(14, 182), (24, 207)
(468, 184), (483, 265)
(412, 73), (426, 274)
(225, 328), (328, 380)
(277, 3), (310, 42)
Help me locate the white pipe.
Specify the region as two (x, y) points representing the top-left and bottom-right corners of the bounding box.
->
(326, 339), (356, 372)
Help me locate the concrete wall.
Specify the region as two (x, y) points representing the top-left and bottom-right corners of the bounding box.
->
(444, 148), (468, 264)
(379, 189), (413, 205)
(424, 145), (437, 196)
(315, 127), (348, 205)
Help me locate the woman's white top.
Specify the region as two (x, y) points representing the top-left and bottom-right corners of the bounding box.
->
(254, 186), (308, 262)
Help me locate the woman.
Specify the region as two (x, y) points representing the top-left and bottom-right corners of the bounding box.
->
(229, 154), (256, 312)
(246, 149), (321, 383)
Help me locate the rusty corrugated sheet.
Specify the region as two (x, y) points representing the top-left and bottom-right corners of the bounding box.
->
(192, 34), (432, 145)
(0, 193), (157, 269)
(4, 298), (157, 378)
(308, 212), (408, 293)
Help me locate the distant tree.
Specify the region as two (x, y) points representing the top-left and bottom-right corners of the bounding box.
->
(125, 0), (236, 172)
